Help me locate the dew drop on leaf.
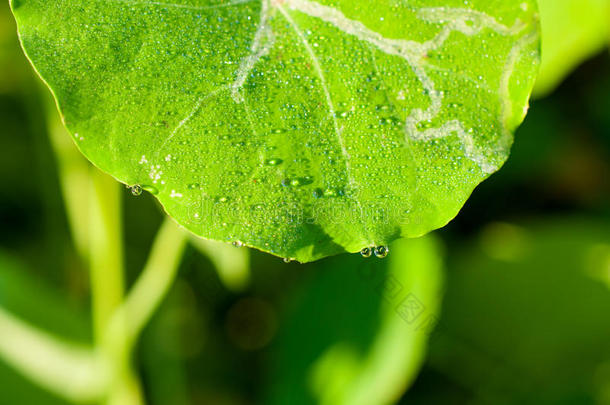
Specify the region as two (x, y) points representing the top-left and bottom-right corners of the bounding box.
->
(265, 158), (283, 167)
(374, 246), (389, 258)
(129, 184), (143, 196)
(360, 247), (372, 258)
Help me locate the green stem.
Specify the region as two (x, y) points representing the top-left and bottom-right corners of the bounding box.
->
(44, 92), (187, 405)
(106, 219), (188, 351)
(89, 170), (124, 341)
(88, 171), (144, 405)
(0, 306), (103, 403)
(190, 236), (250, 292)
(46, 101), (91, 261)
(43, 95), (144, 405)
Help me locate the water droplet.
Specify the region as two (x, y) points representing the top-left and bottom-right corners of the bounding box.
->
(265, 158), (283, 166)
(324, 188), (337, 197)
(335, 110), (349, 118)
(142, 185), (159, 195)
(129, 184), (142, 196)
(232, 241), (243, 248)
(417, 120), (434, 130)
(360, 247), (372, 258)
(283, 257), (292, 263)
(375, 104), (394, 112)
(323, 188), (345, 197)
(313, 188), (324, 198)
(374, 246), (389, 258)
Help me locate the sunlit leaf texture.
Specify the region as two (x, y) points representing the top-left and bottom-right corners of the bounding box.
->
(10, 0), (540, 262)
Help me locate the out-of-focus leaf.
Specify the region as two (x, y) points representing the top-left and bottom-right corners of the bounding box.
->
(265, 235), (444, 405)
(413, 218), (610, 405)
(10, 0), (539, 262)
(534, 0), (610, 97)
(0, 251), (93, 405)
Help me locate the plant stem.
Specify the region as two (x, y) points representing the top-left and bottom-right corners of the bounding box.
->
(44, 93), (187, 405)
(45, 101), (91, 261)
(0, 306), (103, 403)
(89, 170), (125, 342)
(106, 219), (188, 351)
(190, 236), (250, 292)
(87, 171), (144, 405)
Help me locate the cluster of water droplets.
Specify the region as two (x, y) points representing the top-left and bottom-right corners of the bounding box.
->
(360, 245), (389, 258)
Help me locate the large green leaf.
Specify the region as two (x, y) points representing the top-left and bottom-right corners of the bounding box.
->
(10, 0), (540, 262)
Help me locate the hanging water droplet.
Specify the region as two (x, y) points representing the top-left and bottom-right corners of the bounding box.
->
(374, 246), (389, 258)
(283, 257), (292, 263)
(232, 241), (243, 248)
(360, 247), (372, 258)
(129, 184), (142, 196)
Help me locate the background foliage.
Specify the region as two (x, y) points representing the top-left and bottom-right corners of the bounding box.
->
(1, 1), (610, 404)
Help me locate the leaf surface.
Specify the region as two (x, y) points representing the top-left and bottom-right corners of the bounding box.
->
(11, 0), (540, 262)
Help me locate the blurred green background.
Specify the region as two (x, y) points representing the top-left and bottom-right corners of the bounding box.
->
(1, 1), (610, 404)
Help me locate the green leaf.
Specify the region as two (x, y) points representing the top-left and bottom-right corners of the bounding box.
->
(534, 0), (610, 97)
(265, 235), (444, 405)
(419, 218), (610, 403)
(10, 0), (540, 262)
